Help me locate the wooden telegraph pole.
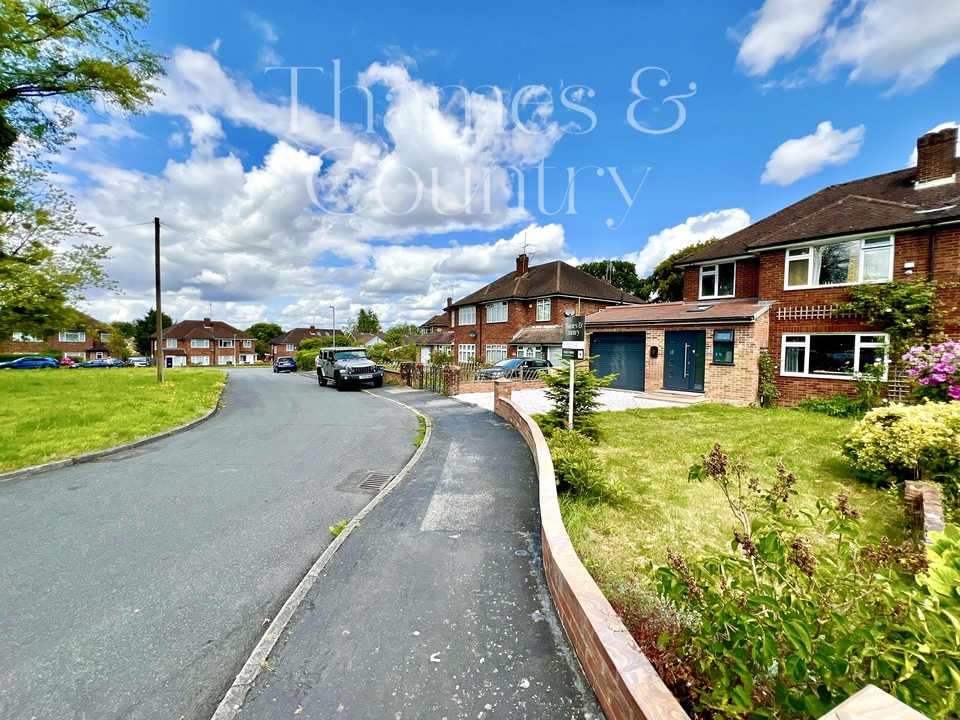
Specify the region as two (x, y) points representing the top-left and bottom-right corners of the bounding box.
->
(155, 217), (164, 383)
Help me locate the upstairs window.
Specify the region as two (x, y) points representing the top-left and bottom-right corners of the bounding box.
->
(191, 339), (209, 348)
(700, 263), (735, 299)
(486, 302), (508, 323)
(164, 338), (177, 348)
(12, 332), (41, 342)
(786, 236), (893, 289)
(458, 305), (476, 325)
(59, 331), (86, 343)
(536, 298), (551, 322)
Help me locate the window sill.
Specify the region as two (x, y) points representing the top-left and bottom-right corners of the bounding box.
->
(783, 279), (890, 291)
(699, 295), (735, 301)
(710, 362), (735, 366)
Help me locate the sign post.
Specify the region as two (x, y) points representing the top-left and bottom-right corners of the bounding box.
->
(562, 316), (586, 430)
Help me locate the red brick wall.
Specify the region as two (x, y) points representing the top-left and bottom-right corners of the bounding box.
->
(451, 297), (613, 358)
(1, 334), (97, 358)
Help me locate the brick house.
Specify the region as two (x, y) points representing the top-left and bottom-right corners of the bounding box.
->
(1, 311), (123, 361)
(152, 318), (256, 366)
(445, 254), (642, 365)
(268, 326), (343, 361)
(585, 127), (960, 406)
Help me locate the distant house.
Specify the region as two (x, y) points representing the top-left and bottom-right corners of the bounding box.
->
(152, 318), (255, 367)
(584, 127), (960, 406)
(353, 332), (387, 348)
(1, 311), (126, 361)
(268, 326), (345, 360)
(414, 329), (455, 363)
(418, 314), (449, 334)
(445, 254), (642, 365)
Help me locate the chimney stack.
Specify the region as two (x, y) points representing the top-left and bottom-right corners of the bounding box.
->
(203, 317), (212, 328)
(309, 325), (316, 334)
(916, 127), (958, 188)
(516, 254), (530, 278)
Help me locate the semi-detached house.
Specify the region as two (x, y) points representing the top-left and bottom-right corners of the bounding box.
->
(152, 318), (255, 366)
(585, 127), (960, 406)
(445, 254), (642, 365)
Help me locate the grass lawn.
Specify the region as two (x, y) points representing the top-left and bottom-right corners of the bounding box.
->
(0, 368), (225, 473)
(560, 403), (906, 588)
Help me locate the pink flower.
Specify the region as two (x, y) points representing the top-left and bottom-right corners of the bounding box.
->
(919, 377), (931, 385)
(950, 385), (960, 400)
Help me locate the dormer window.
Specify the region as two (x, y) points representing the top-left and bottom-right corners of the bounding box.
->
(785, 235), (892, 289)
(699, 262), (735, 299)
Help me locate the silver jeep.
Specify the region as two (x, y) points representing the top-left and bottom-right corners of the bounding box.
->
(316, 347), (384, 391)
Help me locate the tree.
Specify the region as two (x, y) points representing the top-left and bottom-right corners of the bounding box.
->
(539, 359), (616, 440)
(245, 322), (283, 359)
(352, 308), (382, 334)
(0, 0), (164, 170)
(0, 148), (113, 336)
(105, 322), (131, 360)
(636, 239), (717, 302)
(577, 260), (642, 296)
(132, 307), (172, 355)
(384, 323), (419, 347)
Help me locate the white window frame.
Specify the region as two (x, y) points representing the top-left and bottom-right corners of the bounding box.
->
(191, 338), (210, 349)
(784, 235), (894, 290)
(699, 262), (736, 299)
(99, 331), (111, 342)
(191, 355), (210, 366)
(243, 339), (253, 348)
(12, 332), (41, 342)
(486, 344), (508, 362)
(780, 333), (888, 379)
(218, 339), (235, 349)
(536, 298), (551, 322)
(486, 302), (508, 324)
(518, 345), (538, 358)
(286, 343), (295, 351)
(457, 343), (476, 363)
(217, 355), (234, 365)
(59, 331), (86, 343)
(458, 305), (476, 325)
(165, 338), (177, 348)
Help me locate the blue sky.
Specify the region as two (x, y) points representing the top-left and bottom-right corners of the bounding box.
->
(64, 0), (960, 330)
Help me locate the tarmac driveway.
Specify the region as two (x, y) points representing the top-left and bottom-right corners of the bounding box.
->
(0, 369), (418, 720)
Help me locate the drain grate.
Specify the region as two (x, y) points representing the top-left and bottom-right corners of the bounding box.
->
(358, 472), (394, 492)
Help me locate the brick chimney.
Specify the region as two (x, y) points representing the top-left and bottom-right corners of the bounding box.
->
(516, 253), (530, 277)
(916, 127), (958, 188)
(446, 297), (453, 326)
(309, 325), (316, 334)
(203, 317), (212, 328)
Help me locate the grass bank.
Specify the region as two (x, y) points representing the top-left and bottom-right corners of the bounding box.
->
(560, 403), (905, 587)
(0, 369), (225, 473)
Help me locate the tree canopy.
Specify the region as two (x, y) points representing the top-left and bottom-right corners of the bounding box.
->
(132, 307), (172, 355)
(0, 0), (164, 168)
(245, 322), (283, 358)
(636, 239), (717, 302)
(577, 260), (643, 297)
(352, 308), (382, 334)
(383, 323), (419, 347)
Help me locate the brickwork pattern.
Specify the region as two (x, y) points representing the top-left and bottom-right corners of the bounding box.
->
(904, 481), (946, 540)
(492, 380), (690, 720)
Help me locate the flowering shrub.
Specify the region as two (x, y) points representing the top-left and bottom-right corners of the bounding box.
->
(843, 402), (960, 483)
(902, 341), (960, 402)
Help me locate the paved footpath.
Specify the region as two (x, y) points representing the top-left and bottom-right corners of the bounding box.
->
(237, 387), (603, 720)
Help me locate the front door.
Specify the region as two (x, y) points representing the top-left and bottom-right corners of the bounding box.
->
(663, 331), (705, 392)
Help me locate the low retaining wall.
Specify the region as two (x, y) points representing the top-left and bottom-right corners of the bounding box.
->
(492, 380), (690, 720)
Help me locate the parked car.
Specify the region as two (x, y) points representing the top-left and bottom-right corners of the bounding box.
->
(273, 356), (297, 373)
(316, 347), (383, 390)
(126, 356), (149, 367)
(70, 358), (125, 369)
(475, 357), (552, 381)
(0, 356), (60, 369)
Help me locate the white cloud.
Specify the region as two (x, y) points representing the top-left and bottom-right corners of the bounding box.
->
(736, 0), (836, 76)
(622, 209), (751, 277)
(907, 121), (960, 166)
(761, 121), (865, 185)
(735, 0), (960, 92)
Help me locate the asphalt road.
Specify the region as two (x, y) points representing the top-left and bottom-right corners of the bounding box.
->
(0, 369), (418, 720)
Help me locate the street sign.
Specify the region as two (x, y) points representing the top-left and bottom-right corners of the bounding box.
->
(562, 315), (585, 350)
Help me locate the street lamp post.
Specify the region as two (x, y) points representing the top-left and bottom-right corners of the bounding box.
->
(330, 306), (336, 348)
(233, 333), (237, 365)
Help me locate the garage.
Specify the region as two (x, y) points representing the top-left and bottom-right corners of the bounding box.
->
(589, 332), (645, 391)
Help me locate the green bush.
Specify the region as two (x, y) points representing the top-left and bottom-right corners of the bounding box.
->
(843, 402), (960, 483)
(656, 444), (960, 719)
(294, 348), (317, 370)
(547, 429), (620, 501)
(795, 393), (864, 417)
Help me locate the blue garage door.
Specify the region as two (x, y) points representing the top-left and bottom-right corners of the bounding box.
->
(590, 332), (645, 391)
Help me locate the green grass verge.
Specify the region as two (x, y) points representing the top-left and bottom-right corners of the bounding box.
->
(0, 369), (225, 473)
(560, 404), (905, 587)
